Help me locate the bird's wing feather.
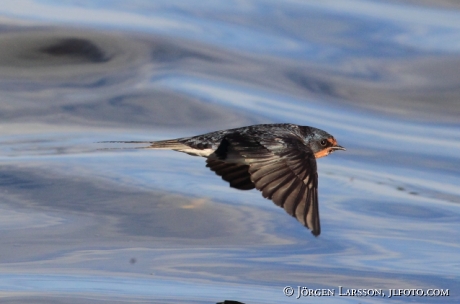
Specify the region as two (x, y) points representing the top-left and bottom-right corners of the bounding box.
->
(206, 160), (255, 190)
(206, 133), (320, 236)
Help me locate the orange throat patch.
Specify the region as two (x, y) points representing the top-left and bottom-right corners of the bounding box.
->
(314, 148), (331, 159)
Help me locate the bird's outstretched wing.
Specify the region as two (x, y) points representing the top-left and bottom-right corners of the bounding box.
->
(205, 161), (255, 190)
(206, 133), (320, 236)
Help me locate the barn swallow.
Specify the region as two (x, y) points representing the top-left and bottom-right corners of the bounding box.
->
(102, 123), (345, 236)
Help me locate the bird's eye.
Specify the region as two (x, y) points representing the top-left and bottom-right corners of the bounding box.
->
(320, 139), (327, 146)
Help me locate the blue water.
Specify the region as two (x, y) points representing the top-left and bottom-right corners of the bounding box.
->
(0, 1), (459, 303)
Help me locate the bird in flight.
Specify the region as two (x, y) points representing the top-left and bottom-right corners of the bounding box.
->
(103, 123), (345, 236)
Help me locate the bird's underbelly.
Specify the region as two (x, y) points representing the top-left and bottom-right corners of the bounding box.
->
(176, 148), (215, 157)
(176, 147), (251, 165)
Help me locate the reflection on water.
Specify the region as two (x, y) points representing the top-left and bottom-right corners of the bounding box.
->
(0, 0), (459, 303)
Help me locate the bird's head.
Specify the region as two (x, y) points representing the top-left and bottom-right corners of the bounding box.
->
(301, 127), (346, 158)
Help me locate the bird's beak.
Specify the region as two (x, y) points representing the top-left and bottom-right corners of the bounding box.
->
(331, 145), (346, 151)
(327, 138), (346, 152)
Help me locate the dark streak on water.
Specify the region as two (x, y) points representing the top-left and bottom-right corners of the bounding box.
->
(0, 1), (459, 303)
(40, 38), (112, 63)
